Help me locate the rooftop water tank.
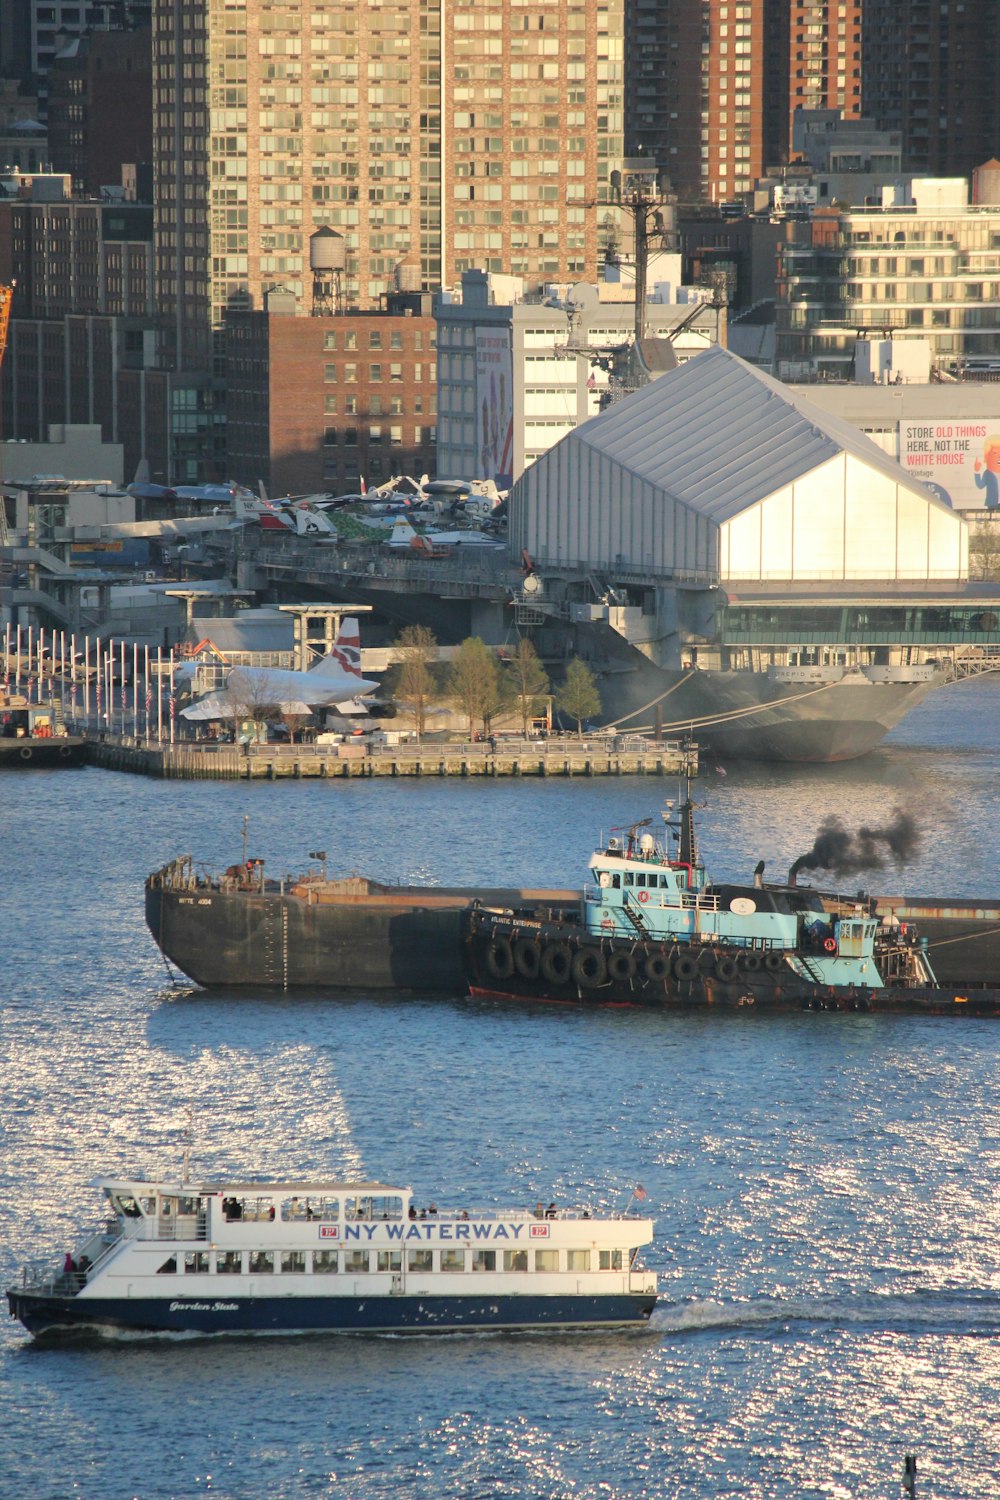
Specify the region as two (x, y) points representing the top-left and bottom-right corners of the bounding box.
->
(310, 227), (346, 273)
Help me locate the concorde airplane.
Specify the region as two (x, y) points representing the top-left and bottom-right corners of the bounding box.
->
(180, 618), (381, 721)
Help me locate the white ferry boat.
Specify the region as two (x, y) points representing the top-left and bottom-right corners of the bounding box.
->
(6, 1174), (659, 1338)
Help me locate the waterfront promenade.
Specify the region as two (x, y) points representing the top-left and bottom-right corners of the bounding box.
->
(86, 733), (696, 780)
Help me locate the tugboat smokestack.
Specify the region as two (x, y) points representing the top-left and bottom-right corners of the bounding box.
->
(787, 866), (797, 888)
(754, 861), (765, 889)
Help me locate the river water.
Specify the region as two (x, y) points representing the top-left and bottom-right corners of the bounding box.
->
(1, 679), (998, 1500)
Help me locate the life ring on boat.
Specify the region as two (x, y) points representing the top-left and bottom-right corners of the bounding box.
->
(823, 937), (837, 953)
(484, 937), (515, 981)
(607, 950), (637, 983)
(19, 746), (32, 760)
(673, 953), (699, 982)
(764, 952), (784, 972)
(540, 942), (572, 985)
(638, 890), (649, 904)
(513, 937), (542, 980)
(571, 947), (607, 988)
(715, 955), (738, 981)
(643, 952), (671, 984)
(742, 951), (762, 973)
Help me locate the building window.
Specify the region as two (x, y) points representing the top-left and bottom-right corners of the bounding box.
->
(324, 395), (337, 414)
(390, 363), (403, 381)
(324, 363), (337, 381)
(323, 331), (337, 350)
(323, 427), (338, 445)
(369, 363), (382, 382)
(369, 330), (382, 349)
(344, 363), (357, 382)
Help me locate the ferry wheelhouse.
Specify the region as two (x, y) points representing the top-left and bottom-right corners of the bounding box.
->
(6, 1175), (658, 1338)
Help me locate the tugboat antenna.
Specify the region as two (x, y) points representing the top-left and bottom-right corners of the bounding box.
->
(241, 813), (249, 866)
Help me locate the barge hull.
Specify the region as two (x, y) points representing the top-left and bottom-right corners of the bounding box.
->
(146, 881), (577, 990)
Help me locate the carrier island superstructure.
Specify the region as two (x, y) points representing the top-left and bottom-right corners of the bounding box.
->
(232, 348), (1000, 763)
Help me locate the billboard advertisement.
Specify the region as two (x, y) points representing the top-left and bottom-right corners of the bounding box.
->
(899, 419), (1000, 511)
(475, 328), (514, 488)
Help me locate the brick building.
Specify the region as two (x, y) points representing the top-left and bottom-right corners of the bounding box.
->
(225, 292), (437, 495)
(47, 28), (152, 198)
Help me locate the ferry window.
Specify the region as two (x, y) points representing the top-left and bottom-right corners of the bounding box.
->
(346, 1194), (403, 1221)
(177, 1196), (198, 1217)
(216, 1251), (243, 1274)
(612, 873), (620, 889)
(116, 1195), (141, 1218)
(377, 1250), (402, 1273)
(314, 1250), (339, 1273)
(249, 1251), (274, 1273)
(566, 1249), (590, 1271)
(156, 1256), (178, 1275)
(623, 873), (633, 886)
(598, 1250), (623, 1271)
(281, 1196), (324, 1221)
(504, 1249), (528, 1272)
(184, 1251), (209, 1274)
(344, 1249), (370, 1273)
(472, 1249), (496, 1272)
(440, 1249), (465, 1272)
(140, 1197), (157, 1216)
(534, 1249), (559, 1272)
(407, 1249), (433, 1272)
(281, 1251), (306, 1274)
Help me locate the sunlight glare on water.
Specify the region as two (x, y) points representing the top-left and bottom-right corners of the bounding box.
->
(1, 679), (998, 1497)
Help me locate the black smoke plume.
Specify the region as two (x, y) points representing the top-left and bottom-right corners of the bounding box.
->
(788, 809), (920, 883)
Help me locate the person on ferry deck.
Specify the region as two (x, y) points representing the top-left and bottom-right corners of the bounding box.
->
(408, 1205), (418, 1220)
(545, 1202), (557, 1219)
(534, 1202), (545, 1219)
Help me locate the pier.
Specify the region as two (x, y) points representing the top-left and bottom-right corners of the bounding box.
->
(86, 736), (696, 781)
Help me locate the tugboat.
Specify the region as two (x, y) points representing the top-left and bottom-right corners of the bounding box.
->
(463, 793), (1000, 1017)
(0, 691), (85, 768)
(6, 1172), (658, 1338)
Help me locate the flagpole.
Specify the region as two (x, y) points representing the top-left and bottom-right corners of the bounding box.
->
(157, 646), (163, 742)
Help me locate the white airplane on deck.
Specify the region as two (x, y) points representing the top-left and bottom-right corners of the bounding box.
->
(180, 618), (381, 720)
(385, 515), (505, 550)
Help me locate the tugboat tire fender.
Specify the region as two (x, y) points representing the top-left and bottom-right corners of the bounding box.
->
(485, 937), (515, 981)
(19, 746), (32, 760)
(742, 952), (762, 973)
(643, 952), (671, 984)
(571, 947), (607, 988)
(513, 937), (542, 980)
(540, 942), (572, 985)
(673, 953), (699, 982)
(764, 952), (784, 972)
(715, 955), (738, 981)
(607, 950), (637, 983)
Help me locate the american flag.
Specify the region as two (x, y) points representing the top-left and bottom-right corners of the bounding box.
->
(633, 1184), (647, 1202)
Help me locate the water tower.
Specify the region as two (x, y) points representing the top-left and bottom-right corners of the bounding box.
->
(310, 227), (346, 315)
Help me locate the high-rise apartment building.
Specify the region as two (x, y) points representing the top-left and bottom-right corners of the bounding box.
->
(153, 0), (625, 377)
(789, 1), (860, 129)
(625, 0), (787, 206)
(862, 0), (1000, 180)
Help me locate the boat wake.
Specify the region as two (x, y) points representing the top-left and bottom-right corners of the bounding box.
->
(653, 1288), (1000, 1339)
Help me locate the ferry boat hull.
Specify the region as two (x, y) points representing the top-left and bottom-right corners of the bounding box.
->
(7, 1287), (656, 1339)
